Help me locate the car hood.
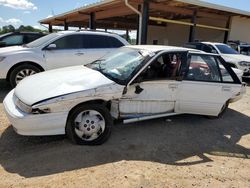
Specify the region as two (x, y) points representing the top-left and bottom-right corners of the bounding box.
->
(14, 66), (115, 105)
(0, 45), (29, 55)
(221, 54), (250, 62)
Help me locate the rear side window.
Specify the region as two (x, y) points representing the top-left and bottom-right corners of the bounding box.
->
(107, 37), (124, 47)
(83, 34), (123, 48)
(53, 35), (83, 49)
(217, 58), (234, 82)
(185, 54), (221, 82)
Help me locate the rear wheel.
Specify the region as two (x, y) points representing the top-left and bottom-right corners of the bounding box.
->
(9, 64), (41, 87)
(66, 104), (113, 145)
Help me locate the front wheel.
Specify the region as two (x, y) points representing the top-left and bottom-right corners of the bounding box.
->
(66, 104), (113, 145)
(9, 64), (41, 87)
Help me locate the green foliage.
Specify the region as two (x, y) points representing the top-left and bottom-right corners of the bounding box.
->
(0, 25), (47, 34)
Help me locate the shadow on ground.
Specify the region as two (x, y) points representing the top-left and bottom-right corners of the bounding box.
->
(0, 108), (249, 178)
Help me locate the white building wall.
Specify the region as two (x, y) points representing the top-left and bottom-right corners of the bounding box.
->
(229, 16), (250, 43)
(147, 17), (226, 46)
(147, 16), (250, 45)
(147, 24), (189, 46)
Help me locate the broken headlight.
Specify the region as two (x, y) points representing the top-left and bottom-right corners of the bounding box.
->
(32, 108), (51, 114)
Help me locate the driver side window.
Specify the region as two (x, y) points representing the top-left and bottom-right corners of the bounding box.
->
(138, 52), (184, 82)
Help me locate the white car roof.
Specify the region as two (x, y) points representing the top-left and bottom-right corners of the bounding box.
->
(57, 30), (122, 37)
(201, 42), (228, 46)
(126, 45), (202, 53)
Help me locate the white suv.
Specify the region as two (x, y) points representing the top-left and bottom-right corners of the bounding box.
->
(185, 42), (250, 79)
(0, 30), (129, 87)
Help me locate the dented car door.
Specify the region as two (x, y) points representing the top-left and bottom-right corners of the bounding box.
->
(118, 51), (187, 117)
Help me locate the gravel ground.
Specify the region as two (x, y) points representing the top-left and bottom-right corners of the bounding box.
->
(0, 79), (249, 188)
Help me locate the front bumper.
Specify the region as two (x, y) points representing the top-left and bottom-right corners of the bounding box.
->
(3, 90), (68, 136)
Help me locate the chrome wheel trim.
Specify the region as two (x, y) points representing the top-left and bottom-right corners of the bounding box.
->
(15, 69), (37, 84)
(74, 110), (106, 141)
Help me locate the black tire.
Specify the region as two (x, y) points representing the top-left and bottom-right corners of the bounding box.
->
(206, 101), (229, 119)
(66, 104), (113, 145)
(9, 64), (41, 88)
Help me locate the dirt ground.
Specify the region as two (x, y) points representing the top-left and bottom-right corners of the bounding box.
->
(0, 79), (249, 188)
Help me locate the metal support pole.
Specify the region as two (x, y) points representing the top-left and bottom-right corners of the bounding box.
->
(224, 16), (231, 43)
(189, 9), (197, 42)
(136, 5), (141, 45)
(141, 0), (149, 44)
(126, 29), (129, 41)
(49, 24), (52, 33)
(64, 21), (68, 30)
(89, 12), (96, 30)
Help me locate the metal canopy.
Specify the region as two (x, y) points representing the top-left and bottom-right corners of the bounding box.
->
(39, 0), (250, 29)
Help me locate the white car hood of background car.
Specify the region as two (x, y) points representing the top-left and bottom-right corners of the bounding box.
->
(14, 66), (115, 105)
(221, 54), (250, 62)
(0, 46), (28, 55)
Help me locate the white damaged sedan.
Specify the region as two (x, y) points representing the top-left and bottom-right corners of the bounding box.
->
(3, 46), (246, 145)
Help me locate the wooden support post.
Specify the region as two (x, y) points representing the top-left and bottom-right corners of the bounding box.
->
(126, 29), (129, 41)
(224, 16), (231, 43)
(89, 12), (96, 30)
(189, 9), (197, 42)
(49, 24), (52, 33)
(64, 21), (68, 30)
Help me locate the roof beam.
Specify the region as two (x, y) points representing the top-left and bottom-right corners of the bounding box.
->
(150, 3), (228, 20)
(95, 6), (135, 20)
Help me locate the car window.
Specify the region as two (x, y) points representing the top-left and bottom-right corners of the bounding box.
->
(216, 58), (234, 82)
(138, 52), (185, 81)
(27, 33), (59, 48)
(107, 37), (124, 48)
(53, 35), (83, 49)
(25, 34), (42, 43)
(185, 54), (221, 82)
(83, 35), (123, 48)
(215, 44), (238, 54)
(2, 35), (24, 45)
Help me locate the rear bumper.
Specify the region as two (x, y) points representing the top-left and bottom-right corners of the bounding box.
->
(229, 83), (246, 103)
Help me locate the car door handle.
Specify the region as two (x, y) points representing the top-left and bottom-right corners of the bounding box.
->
(222, 86), (231, 91)
(75, 52), (84, 56)
(168, 84), (178, 89)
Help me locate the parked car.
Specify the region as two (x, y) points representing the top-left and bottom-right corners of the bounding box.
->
(184, 42), (250, 79)
(0, 30), (129, 87)
(228, 40), (250, 56)
(0, 32), (45, 47)
(3, 45), (246, 145)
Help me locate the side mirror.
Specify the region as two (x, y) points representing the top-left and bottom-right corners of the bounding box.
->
(46, 44), (56, 50)
(135, 85), (144, 94)
(0, 41), (6, 47)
